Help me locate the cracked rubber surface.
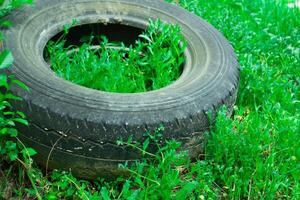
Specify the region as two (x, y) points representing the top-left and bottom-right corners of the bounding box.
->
(2, 0), (240, 179)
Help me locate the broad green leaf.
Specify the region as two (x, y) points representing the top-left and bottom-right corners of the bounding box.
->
(11, 0), (33, 8)
(127, 190), (140, 200)
(11, 79), (29, 91)
(139, 34), (152, 43)
(0, 20), (13, 27)
(6, 120), (15, 126)
(100, 187), (111, 200)
(8, 128), (18, 137)
(22, 147), (37, 157)
(142, 138), (150, 152)
(1, 101), (12, 108)
(16, 111), (26, 118)
(0, 50), (13, 69)
(0, 32), (4, 41)
(120, 180), (130, 197)
(3, 111), (14, 116)
(8, 152), (18, 161)
(175, 181), (198, 200)
(0, 127), (8, 135)
(0, 73), (8, 88)
(46, 193), (58, 200)
(4, 93), (22, 101)
(13, 118), (28, 126)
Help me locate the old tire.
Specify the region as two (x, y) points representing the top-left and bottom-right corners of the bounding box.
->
(2, 0), (239, 179)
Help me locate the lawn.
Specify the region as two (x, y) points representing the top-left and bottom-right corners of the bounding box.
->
(0, 0), (299, 199)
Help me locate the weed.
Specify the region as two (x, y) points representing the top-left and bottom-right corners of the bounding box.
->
(46, 19), (186, 93)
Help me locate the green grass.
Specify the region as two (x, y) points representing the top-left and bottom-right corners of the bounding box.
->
(46, 19), (186, 93)
(1, 0), (300, 199)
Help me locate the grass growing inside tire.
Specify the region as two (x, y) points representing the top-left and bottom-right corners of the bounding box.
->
(46, 19), (186, 93)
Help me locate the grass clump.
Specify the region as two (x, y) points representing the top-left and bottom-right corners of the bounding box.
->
(46, 19), (186, 93)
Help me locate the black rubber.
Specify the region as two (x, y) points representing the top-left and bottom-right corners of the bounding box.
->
(2, 0), (239, 179)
